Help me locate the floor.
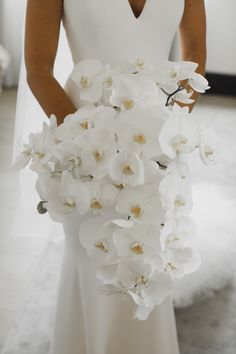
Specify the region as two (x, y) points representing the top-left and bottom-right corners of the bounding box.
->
(0, 88), (236, 353)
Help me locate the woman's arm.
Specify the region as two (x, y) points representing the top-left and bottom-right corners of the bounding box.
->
(178, 0), (207, 111)
(25, 0), (77, 125)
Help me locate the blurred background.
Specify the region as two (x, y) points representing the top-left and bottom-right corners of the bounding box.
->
(0, 1), (236, 353)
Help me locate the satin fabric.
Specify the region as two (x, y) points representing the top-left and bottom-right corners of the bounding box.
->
(50, 1), (185, 353)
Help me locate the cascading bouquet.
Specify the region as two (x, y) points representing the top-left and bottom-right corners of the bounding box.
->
(12, 57), (220, 320)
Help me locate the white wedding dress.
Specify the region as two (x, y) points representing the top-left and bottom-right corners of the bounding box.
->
(49, 1), (185, 354)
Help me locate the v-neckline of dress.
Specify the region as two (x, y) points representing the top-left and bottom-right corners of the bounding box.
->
(126, 0), (150, 21)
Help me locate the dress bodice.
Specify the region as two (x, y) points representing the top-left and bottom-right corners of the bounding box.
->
(62, 0), (185, 67)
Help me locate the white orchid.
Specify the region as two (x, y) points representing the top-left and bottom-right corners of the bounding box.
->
(159, 104), (199, 159)
(160, 216), (197, 250)
(163, 247), (201, 279)
(11, 116), (57, 170)
(120, 57), (155, 77)
(86, 180), (118, 214)
(142, 158), (161, 184)
(70, 59), (104, 103)
(174, 88), (195, 105)
(76, 127), (117, 179)
(166, 159), (190, 180)
(159, 171), (193, 217)
(167, 61), (199, 82)
(100, 64), (124, 105)
(109, 74), (160, 110)
(115, 185), (163, 225)
(113, 223), (161, 259)
(10, 140), (33, 170)
(116, 260), (173, 320)
(155, 61), (198, 89)
(188, 72), (210, 93)
(115, 105), (166, 158)
(53, 138), (85, 177)
(109, 142), (144, 187)
(154, 61), (209, 103)
(42, 170), (90, 222)
(199, 126), (220, 165)
(31, 118), (58, 164)
(79, 215), (118, 261)
(55, 104), (117, 141)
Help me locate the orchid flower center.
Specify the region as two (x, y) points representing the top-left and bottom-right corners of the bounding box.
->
(80, 75), (92, 89)
(170, 66), (181, 79)
(68, 155), (81, 167)
(104, 77), (112, 86)
(63, 197), (76, 210)
(114, 183), (125, 190)
(121, 162), (135, 175)
(130, 205), (143, 218)
(95, 241), (109, 253)
(90, 198), (103, 210)
(136, 275), (149, 287)
(93, 149), (104, 162)
(21, 144), (32, 156)
(133, 132), (146, 145)
(136, 58), (145, 69)
(34, 151), (45, 159)
(172, 134), (188, 152)
(174, 195), (186, 208)
(165, 262), (178, 272)
(204, 147), (214, 159)
(123, 99), (135, 110)
(80, 121), (89, 130)
(131, 241), (144, 254)
(166, 233), (180, 245)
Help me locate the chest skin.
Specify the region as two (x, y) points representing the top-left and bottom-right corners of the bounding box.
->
(128, 0), (147, 18)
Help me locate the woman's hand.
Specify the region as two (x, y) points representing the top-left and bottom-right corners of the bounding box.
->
(178, 0), (207, 112)
(25, 0), (77, 125)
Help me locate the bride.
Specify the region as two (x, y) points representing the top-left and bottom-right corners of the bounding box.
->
(23, 0), (206, 353)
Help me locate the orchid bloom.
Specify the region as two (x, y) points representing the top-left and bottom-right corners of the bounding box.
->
(109, 74), (160, 110)
(109, 142), (145, 187)
(160, 216), (197, 250)
(113, 223), (161, 259)
(70, 59), (104, 103)
(42, 170), (90, 222)
(115, 185), (163, 225)
(199, 126), (220, 165)
(159, 104), (199, 159)
(159, 171), (193, 217)
(162, 247), (201, 279)
(115, 105), (166, 159)
(79, 215), (119, 261)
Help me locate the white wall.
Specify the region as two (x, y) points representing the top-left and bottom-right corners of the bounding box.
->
(205, 0), (236, 75)
(0, 0), (73, 87)
(171, 0), (236, 76)
(0, 0), (27, 86)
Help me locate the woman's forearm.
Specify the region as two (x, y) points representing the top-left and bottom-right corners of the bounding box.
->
(27, 71), (77, 125)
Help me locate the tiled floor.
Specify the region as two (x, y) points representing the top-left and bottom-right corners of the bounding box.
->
(0, 89), (48, 350)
